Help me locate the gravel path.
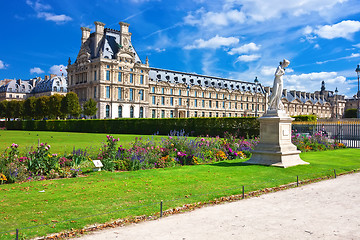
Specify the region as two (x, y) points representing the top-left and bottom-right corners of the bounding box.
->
(77, 172), (360, 240)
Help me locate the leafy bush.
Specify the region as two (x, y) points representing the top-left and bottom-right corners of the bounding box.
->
(344, 109), (357, 118)
(292, 114), (317, 122)
(6, 117), (260, 137)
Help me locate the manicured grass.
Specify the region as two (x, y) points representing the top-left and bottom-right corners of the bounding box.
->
(0, 130), (164, 155)
(0, 148), (359, 239)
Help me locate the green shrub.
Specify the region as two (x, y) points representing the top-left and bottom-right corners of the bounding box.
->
(292, 114), (317, 122)
(6, 117), (260, 137)
(344, 109), (357, 118)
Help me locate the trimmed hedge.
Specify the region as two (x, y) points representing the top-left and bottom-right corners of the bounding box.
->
(5, 117), (260, 137)
(292, 114), (317, 122)
(344, 109), (357, 118)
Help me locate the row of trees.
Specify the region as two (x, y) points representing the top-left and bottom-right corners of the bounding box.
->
(0, 92), (97, 120)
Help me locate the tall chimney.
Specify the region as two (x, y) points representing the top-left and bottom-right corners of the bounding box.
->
(94, 21), (105, 57)
(81, 27), (91, 44)
(119, 22), (131, 47)
(301, 91), (306, 99)
(283, 89), (287, 97)
(264, 86), (271, 94)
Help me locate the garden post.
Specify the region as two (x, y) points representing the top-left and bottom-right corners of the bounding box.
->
(160, 200), (163, 218)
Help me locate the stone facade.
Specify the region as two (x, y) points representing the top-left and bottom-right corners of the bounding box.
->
(67, 21), (345, 119)
(67, 22), (149, 119)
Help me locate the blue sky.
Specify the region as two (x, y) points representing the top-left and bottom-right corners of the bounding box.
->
(1, 0), (360, 97)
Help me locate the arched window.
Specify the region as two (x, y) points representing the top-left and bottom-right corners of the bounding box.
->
(130, 106), (134, 118)
(106, 105), (110, 118)
(118, 106), (122, 118)
(139, 107), (144, 118)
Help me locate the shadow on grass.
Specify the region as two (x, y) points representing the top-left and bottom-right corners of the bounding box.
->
(210, 160), (254, 168)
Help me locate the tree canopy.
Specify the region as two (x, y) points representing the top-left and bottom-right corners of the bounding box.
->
(83, 98), (98, 118)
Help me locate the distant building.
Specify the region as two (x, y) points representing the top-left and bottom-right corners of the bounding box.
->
(345, 91), (360, 113)
(262, 81), (345, 119)
(0, 74), (67, 101)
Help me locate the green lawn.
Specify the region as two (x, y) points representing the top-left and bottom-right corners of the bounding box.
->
(0, 130), (164, 155)
(0, 148), (359, 239)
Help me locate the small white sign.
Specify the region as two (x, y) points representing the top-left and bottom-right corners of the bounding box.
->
(93, 160), (103, 168)
(93, 160), (103, 171)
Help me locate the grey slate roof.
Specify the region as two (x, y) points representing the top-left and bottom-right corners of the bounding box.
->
(33, 76), (67, 93)
(149, 68), (265, 94)
(86, 28), (141, 63)
(0, 80), (33, 93)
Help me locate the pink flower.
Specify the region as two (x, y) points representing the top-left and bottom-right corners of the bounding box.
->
(45, 147), (48, 150)
(47, 145), (51, 149)
(40, 143), (44, 147)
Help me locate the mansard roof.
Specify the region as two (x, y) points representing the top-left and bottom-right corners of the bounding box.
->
(282, 90), (327, 105)
(32, 75), (67, 93)
(77, 27), (141, 63)
(0, 79), (33, 93)
(149, 68), (265, 94)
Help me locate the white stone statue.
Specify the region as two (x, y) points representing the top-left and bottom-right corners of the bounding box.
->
(268, 59), (290, 111)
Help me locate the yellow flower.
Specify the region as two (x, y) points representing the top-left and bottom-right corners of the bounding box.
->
(0, 173), (7, 181)
(215, 151), (227, 160)
(237, 151), (245, 158)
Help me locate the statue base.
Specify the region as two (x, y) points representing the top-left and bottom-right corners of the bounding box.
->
(244, 110), (309, 168)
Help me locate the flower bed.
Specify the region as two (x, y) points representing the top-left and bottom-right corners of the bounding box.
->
(0, 130), (346, 184)
(291, 130), (346, 152)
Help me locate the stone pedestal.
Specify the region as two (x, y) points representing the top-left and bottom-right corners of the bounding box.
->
(245, 110), (309, 168)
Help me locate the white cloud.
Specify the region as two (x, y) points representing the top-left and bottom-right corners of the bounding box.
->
(201, 53), (216, 75)
(316, 52), (360, 64)
(225, 0), (348, 22)
(49, 64), (67, 76)
(283, 71), (348, 93)
(354, 43), (360, 48)
(260, 66), (276, 76)
(184, 35), (239, 49)
(286, 72), (346, 84)
(37, 12), (72, 23)
(0, 60), (8, 69)
(306, 20), (360, 40)
(184, 8), (246, 27)
(26, 0), (51, 11)
(30, 67), (44, 74)
(236, 54), (261, 62)
(26, 0), (72, 24)
(228, 42), (261, 55)
(154, 48), (166, 52)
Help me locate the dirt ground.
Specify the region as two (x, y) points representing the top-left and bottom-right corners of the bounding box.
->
(76, 172), (360, 240)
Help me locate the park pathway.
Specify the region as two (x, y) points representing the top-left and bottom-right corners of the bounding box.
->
(77, 172), (360, 240)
